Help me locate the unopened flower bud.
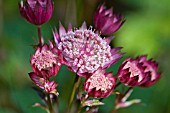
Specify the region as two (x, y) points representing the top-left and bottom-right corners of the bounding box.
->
(94, 4), (125, 35)
(118, 55), (161, 87)
(19, 0), (54, 25)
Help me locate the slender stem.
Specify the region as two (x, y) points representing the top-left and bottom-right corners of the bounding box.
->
(37, 26), (43, 46)
(115, 82), (121, 89)
(67, 74), (81, 113)
(47, 94), (54, 113)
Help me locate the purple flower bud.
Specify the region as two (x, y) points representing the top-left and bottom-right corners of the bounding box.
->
(30, 41), (62, 78)
(118, 55), (161, 87)
(84, 69), (116, 98)
(19, 0), (54, 25)
(94, 4), (125, 35)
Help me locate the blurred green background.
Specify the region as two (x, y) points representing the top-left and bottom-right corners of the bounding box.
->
(0, 0), (170, 113)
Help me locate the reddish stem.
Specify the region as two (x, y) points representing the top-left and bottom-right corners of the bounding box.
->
(37, 26), (43, 46)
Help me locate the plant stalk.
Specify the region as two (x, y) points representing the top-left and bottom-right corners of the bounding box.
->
(47, 94), (54, 113)
(115, 82), (121, 89)
(67, 74), (81, 113)
(37, 26), (43, 46)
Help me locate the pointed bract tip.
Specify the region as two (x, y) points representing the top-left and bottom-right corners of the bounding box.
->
(68, 23), (73, 31)
(59, 22), (66, 36)
(80, 22), (87, 30)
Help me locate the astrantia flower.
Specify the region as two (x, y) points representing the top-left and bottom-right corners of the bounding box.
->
(84, 69), (116, 98)
(30, 41), (62, 78)
(118, 55), (161, 87)
(94, 4), (124, 35)
(29, 72), (59, 96)
(19, 0), (54, 25)
(53, 22), (123, 76)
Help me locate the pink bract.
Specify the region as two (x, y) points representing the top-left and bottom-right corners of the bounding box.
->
(53, 22), (123, 77)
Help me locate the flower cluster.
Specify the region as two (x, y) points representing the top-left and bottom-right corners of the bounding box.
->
(19, 0), (162, 112)
(53, 22), (123, 98)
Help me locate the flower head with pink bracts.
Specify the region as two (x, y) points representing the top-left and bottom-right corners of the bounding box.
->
(30, 41), (62, 78)
(53, 22), (123, 76)
(118, 55), (161, 87)
(84, 69), (116, 98)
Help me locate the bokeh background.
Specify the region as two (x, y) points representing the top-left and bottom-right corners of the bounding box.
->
(0, 0), (170, 113)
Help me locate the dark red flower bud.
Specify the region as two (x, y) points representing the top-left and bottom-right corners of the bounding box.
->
(118, 55), (161, 87)
(138, 56), (161, 87)
(19, 0), (54, 25)
(94, 4), (125, 35)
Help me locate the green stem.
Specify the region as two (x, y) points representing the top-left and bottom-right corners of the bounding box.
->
(67, 74), (81, 113)
(115, 82), (121, 89)
(37, 26), (43, 46)
(47, 94), (54, 113)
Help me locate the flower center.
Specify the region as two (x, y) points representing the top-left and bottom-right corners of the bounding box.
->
(32, 50), (58, 71)
(87, 73), (112, 93)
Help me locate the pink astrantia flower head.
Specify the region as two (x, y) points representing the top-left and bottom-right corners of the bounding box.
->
(19, 0), (54, 25)
(118, 55), (161, 87)
(29, 72), (59, 96)
(84, 69), (116, 98)
(30, 41), (62, 78)
(94, 4), (125, 35)
(53, 22), (123, 77)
